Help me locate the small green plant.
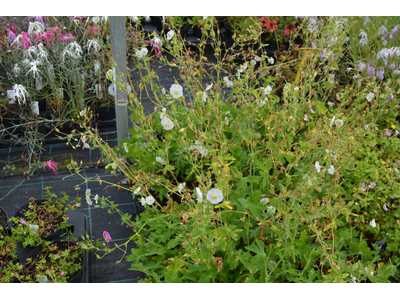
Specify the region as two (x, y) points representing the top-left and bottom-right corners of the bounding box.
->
(10, 187), (76, 248)
(23, 240), (83, 283)
(0, 227), (25, 283)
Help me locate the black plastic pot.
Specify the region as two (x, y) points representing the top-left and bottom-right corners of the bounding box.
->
(94, 106), (115, 121)
(9, 199), (67, 242)
(15, 210), (89, 283)
(133, 196), (146, 215)
(24, 240), (85, 283)
(0, 206), (8, 237)
(0, 206), (7, 228)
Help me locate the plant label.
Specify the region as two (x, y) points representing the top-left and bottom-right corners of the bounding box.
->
(29, 224), (39, 234)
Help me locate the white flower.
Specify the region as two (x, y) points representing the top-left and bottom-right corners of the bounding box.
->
(196, 187), (203, 203)
(203, 16), (208, 19)
(250, 59), (257, 66)
(351, 275), (357, 283)
(160, 107), (167, 119)
(167, 30), (175, 40)
(130, 16), (139, 23)
(146, 195), (155, 205)
(335, 119), (344, 127)
(365, 267), (374, 276)
(205, 83), (213, 91)
(267, 206), (276, 214)
(12, 84), (29, 105)
(178, 182), (186, 193)
(223, 76), (233, 87)
(12, 63), (21, 75)
(170, 84), (183, 98)
(199, 146), (208, 157)
(156, 156), (166, 165)
(370, 219), (376, 228)
(161, 87), (166, 95)
(62, 41), (83, 59)
(140, 197), (146, 206)
(152, 37), (163, 46)
(263, 85), (272, 95)
(268, 57), (274, 64)
(161, 117), (174, 130)
(123, 143), (129, 153)
(206, 188), (223, 204)
(134, 187), (141, 194)
(136, 47), (148, 59)
(86, 189), (92, 205)
(328, 165), (335, 175)
(26, 60), (41, 79)
(257, 99), (267, 107)
(141, 47), (148, 56)
(315, 161), (321, 173)
(202, 92), (207, 103)
(28, 21), (45, 35)
(383, 203), (388, 211)
(254, 56), (261, 62)
(304, 114), (309, 121)
(260, 198), (269, 205)
(366, 93), (374, 102)
(83, 142), (91, 150)
(145, 16), (151, 22)
(92, 16), (100, 24)
(329, 116), (336, 127)
(94, 194), (99, 205)
(87, 39), (101, 53)
(79, 109), (86, 117)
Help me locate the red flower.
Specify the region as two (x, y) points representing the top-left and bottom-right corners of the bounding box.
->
(282, 22), (297, 39)
(259, 16), (279, 32)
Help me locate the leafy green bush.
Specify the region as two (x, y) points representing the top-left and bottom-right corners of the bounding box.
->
(77, 16), (400, 282)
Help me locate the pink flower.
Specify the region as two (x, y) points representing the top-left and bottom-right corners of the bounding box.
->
(60, 271), (65, 276)
(103, 231), (112, 242)
(360, 183), (367, 191)
(20, 219), (26, 224)
(146, 41), (163, 58)
(60, 32), (75, 43)
(386, 130), (391, 136)
(21, 32), (33, 49)
(43, 160), (61, 174)
(35, 31), (55, 48)
(388, 94), (394, 100)
(368, 182), (376, 189)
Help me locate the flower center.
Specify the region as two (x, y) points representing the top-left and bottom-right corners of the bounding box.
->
(212, 194), (217, 199)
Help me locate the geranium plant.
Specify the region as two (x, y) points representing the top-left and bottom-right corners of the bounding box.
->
(66, 16), (400, 282)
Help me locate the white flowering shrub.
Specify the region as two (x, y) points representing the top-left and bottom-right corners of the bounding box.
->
(76, 17), (400, 282)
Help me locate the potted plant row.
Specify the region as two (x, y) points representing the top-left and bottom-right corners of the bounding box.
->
(0, 188), (89, 283)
